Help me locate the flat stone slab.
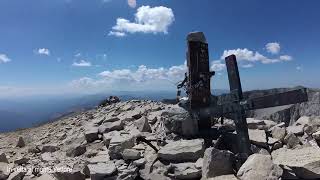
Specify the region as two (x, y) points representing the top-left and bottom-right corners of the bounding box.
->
(248, 129), (267, 147)
(158, 139), (204, 162)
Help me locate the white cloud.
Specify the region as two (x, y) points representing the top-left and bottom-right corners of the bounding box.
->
(108, 31), (126, 37)
(266, 42), (280, 54)
(279, 55), (292, 61)
(74, 53), (81, 57)
(0, 54), (11, 63)
(127, 0), (136, 8)
(109, 6), (174, 37)
(72, 60), (92, 67)
(296, 66), (302, 71)
(221, 48), (292, 64)
(37, 48), (50, 56)
(102, 0), (111, 3)
(210, 60), (225, 72)
(241, 64), (254, 68)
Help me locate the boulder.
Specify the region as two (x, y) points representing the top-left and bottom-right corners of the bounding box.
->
(84, 126), (99, 143)
(54, 169), (86, 180)
(283, 133), (300, 149)
(202, 148), (235, 179)
(133, 158), (146, 167)
(41, 144), (60, 153)
(237, 154), (283, 180)
(134, 116), (152, 133)
(117, 165), (139, 180)
(195, 158), (203, 169)
(28, 146), (41, 154)
(248, 129), (267, 147)
(246, 118), (276, 130)
(287, 125), (305, 136)
(312, 131), (320, 141)
(98, 121), (124, 134)
(0, 153), (8, 163)
(88, 151), (110, 164)
(14, 156), (29, 165)
(36, 174), (58, 180)
(7, 171), (26, 180)
(102, 131), (121, 147)
(66, 144), (86, 157)
(271, 126), (286, 141)
(86, 162), (117, 180)
(207, 174), (239, 180)
(103, 117), (120, 123)
(272, 147), (320, 179)
(158, 139), (204, 162)
(16, 137), (25, 148)
(0, 162), (10, 180)
(122, 149), (142, 161)
(147, 111), (163, 124)
(108, 134), (135, 159)
(168, 163), (201, 180)
(41, 152), (56, 162)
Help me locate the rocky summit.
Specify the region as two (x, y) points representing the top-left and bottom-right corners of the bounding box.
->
(0, 99), (320, 180)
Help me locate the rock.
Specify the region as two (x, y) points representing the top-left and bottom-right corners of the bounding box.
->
(103, 131), (121, 147)
(168, 163), (201, 180)
(14, 157), (29, 165)
(147, 111), (163, 124)
(0, 153), (8, 163)
(237, 154), (283, 180)
(41, 144), (60, 153)
(84, 126), (99, 143)
(35, 174), (58, 180)
(195, 158), (203, 169)
(117, 165), (139, 180)
(66, 144), (86, 157)
(122, 149), (142, 161)
(0, 162), (10, 180)
(202, 148), (235, 179)
(287, 125), (305, 136)
(103, 117), (120, 123)
(272, 147), (320, 179)
(248, 129), (267, 147)
(7, 171), (26, 180)
(246, 118), (276, 130)
(98, 121), (124, 134)
(132, 158), (146, 167)
(86, 162), (117, 180)
(267, 137), (278, 145)
(207, 174), (239, 180)
(304, 125), (318, 136)
(27, 146), (41, 154)
(41, 152), (56, 162)
(158, 139), (204, 162)
(283, 133), (300, 149)
(271, 126), (286, 141)
(16, 137), (25, 148)
(88, 151), (110, 164)
(272, 141), (283, 151)
(134, 116), (152, 133)
(109, 134), (135, 159)
(54, 169), (86, 180)
(312, 131), (320, 141)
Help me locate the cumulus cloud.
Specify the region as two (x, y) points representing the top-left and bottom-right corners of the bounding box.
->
(241, 64), (254, 68)
(109, 6), (174, 37)
(210, 60), (226, 72)
(72, 60), (92, 67)
(37, 48), (50, 56)
(0, 54), (11, 63)
(221, 48), (292, 64)
(266, 42), (280, 54)
(127, 0), (136, 8)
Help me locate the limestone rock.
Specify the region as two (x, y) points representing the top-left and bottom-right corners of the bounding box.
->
(271, 126), (286, 141)
(98, 120), (124, 134)
(0, 153), (8, 163)
(237, 154), (283, 180)
(158, 139), (204, 162)
(86, 162), (117, 180)
(272, 147), (320, 179)
(122, 149), (142, 161)
(202, 148), (235, 179)
(248, 129), (267, 147)
(134, 116), (152, 133)
(16, 137), (25, 148)
(168, 163), (201, 180)
(109, 134), (135, 159)
(66, 144), (86, 157)
(84, 126), (99, 143)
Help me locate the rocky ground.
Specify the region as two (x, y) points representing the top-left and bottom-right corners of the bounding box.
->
(0, 99), (320, 180)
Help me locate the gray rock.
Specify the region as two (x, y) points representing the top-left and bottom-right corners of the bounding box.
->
(283, 133), (300, 149)
(117, 165), (138, 180)
(0, 153), (8, 163)
(271, 126), (286, 141)
(0, 162), (10, 180)
(237, 154), (283, 180)
(287, 125), (305, 136)
(36, 174), (58, 180)
(14, 156), (29, 165)
(195, 158), (203, 169)
(168, 163), (201, 180)
(41, 152), (56, 162)
(27, 146), (41, 154)
(109, 135), (135, 159)
(147, 111), (163, 124)
(312, 131), (320, 141)
(41, 144), (60, 153)
(98, 121), (124, 134)
(132, 158), (146, 167)
(66, 144), (86, 157)
(84, 126), (99, 143)
(158, 139), (204, 162)
(272, 147), (320, 179)
(54, 170), (86, 180)
(134, 116), (152, 133)
(122, 149), (142, 161)
(103, 131), (121, 147)
(88, 151), (110, 164)
(246, 118), (277, 130)
(103, 117), (120, 123)
(7, 171), (26, 180)
(86, 162), (117, 180)
(207, 174), (239, 180)
(202, 148), (235, 179)
(248, 129), (267, 147)
(16, 137), (25, 148)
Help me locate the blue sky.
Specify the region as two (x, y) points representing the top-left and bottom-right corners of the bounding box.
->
(0, 0), (319, 96)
